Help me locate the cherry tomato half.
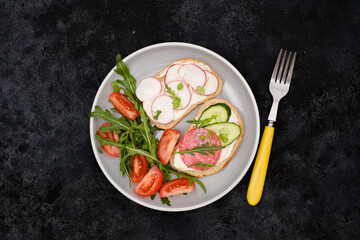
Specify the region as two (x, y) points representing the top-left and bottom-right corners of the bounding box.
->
(157, 129), (181, 164)
(97, 123), (120, 157)
(129, 155), (148, 183)
(134, 165), (163, 197)
(109, 92), (139, 120)
(159, 177), (195, 198)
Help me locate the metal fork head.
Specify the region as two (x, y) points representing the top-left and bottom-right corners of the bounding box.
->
(269, 49), (297, 101)
(268, 49), (297, 122)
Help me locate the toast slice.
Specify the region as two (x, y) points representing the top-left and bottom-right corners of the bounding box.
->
(169, 99), (244, 177)
(147, 59), (223, 129)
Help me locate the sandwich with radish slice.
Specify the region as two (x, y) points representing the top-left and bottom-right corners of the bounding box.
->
(137, 59), (223, 129)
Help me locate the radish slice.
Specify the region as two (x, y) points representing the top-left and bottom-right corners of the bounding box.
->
(178, 64), (206, 90)
(165, 80), (192, 110)
(136, 77), (162, 102)
(165, 64), (183, 84)
(203, 71), (219, 95)
(151, 95), (173, 124)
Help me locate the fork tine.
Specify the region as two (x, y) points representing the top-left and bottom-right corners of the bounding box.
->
(276, 50), (287, 82)
(271, 49), (283, 82)
(286, 52), (297, 85)
(281, 51), (292, 83)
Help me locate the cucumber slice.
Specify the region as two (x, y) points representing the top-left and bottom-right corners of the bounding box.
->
(204, 122), (241, 146)
(198, 103), (231, 125)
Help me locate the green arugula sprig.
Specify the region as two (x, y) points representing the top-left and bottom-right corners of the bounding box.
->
(90, 106), (130, 131)
(114, 54), (137, 96)
(173, 142), (226, 156)
(188, 162), (216, 170)
(187, 115), (217, 127)
(165, 84), (181, 108)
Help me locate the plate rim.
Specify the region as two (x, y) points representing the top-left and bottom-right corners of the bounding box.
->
(89, 42), (260, 212)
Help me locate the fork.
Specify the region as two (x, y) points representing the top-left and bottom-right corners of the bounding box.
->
(247, 49), (297, 206)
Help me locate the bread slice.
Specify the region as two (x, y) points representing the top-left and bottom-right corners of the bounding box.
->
(148, 59), (223, 129)
(169, 99), (244, 177)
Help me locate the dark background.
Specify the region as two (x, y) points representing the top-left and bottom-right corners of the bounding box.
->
(1, 0), (359, 239)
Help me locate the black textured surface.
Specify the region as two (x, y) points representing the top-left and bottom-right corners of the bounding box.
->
(1, 0), (360, 239)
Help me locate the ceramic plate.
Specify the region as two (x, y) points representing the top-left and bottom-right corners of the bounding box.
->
(89, 42), (260, 211)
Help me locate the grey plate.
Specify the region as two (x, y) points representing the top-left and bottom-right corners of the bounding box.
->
(89, 42), (260, 211)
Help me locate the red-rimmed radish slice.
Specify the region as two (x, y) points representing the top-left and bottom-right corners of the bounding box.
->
(136, 77), (162, 102)
(178, 64), (206, 90)
(151, 95), (173, 124)
(165, 80), (192, 110)
(164, 64), (183, 84)
(203, 71), (219, 95)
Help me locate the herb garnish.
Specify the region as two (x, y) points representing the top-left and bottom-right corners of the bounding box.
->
(188, 162), (216, 170)
(219, 133), (229, 143)
(196, 85), (205, 95)
(165, 84), (181, 108)
(173, 142), (225, 156)
(177, 82), (183, 90)
(154, 110), (162, 120)
(187, 115), (217, 127)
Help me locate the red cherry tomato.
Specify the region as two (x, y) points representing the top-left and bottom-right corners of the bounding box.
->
(97, 123), (120, 157)
(129, 155), (148, 183)
(159, 177), (195, 198)
(134, 165), (163, 197)
(109, 92), (139, 120)
(157, 129), (181, 164)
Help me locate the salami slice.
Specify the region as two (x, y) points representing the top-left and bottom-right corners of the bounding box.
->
(178, 128), (222, 171)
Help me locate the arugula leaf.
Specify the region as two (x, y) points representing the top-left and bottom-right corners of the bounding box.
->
(138, 107), (156, 157)
(150, 125), (161, 134)
(112, 81), (121, 92)
(158, 164), (172, 182)
(188, 162), (216, 170)
(173, 142), (226, 156)
(154, 110), (162, 120)
(186, 115), (217, 127)
(90, 106), (130, 131)
(114, 54), (137, 96)
(120, 151), (132, 178)
(161, 197), (171, 206)
(111, 107), (120, 114)
(96, 134), (159, 163)
(151, 194), (156, 200)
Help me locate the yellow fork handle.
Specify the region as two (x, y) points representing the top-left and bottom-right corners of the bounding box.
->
(247, 126), (275, 206)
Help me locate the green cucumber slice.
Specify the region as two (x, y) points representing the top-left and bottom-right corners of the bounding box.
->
(204, 122), (241, 146)
(198, 103), (231, 125)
